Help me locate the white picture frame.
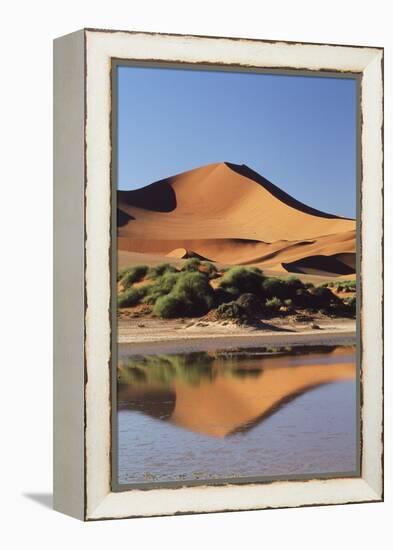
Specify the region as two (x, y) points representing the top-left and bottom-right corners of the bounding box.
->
(53, 28), (383, 521)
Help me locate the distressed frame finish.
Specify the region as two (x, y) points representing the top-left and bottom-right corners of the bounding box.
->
(53, 28), (383, 521)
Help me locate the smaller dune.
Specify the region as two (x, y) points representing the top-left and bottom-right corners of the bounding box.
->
(166, 248), (188, 259)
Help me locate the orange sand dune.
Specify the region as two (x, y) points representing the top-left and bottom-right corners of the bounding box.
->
(118, 162), (356, 277)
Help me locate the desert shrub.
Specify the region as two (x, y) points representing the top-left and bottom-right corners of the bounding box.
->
(181, 258), (202, 272)
(200, 261), (218, 278)
(214, 286), (236, 305)
(216, 301), (247, 321)
(118, 287), (146, 308)
(147, 263), (177, 279)
(284, 298), (294, 309)
(117, 267), (130, 282)
(308, 286), (341, 310)
(343, 295), (356, 315)
(120, 265), (148, 288)
(173, 271), (215, 314)
(262, 277), (303, 300)
(236, 293), (262, 315)
(143, 272), (180, 304)
(293, 288), (312, 308)
(304, 282), (314, 289)
(151, 271), (215, 318)
(153, 294), (188, 318)
(284, 276), (306, 296)
(262, 277), (283, 297)
(340, 280), (356, 293)
(219, 267), (264, 297)
(320, 280), (356, 292)
(248, 266), (263, 275)
(310, 286), (337, 300)
(265, 297), (282, 312)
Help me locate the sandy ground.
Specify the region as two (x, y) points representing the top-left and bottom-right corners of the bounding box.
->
(118, 314), (356, 354)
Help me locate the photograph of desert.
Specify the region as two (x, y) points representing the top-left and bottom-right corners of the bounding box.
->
(114, 65), (358, 486)
(117, 160), (356, 342)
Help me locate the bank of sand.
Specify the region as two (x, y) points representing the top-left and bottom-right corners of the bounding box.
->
(118, 315), (356, 353)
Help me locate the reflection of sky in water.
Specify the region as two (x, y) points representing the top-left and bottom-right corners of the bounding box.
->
(118, 381), (356, 483)
(117, 348), (357, 485)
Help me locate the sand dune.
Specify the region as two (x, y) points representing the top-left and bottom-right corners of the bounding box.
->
(118, 162), (356, 277)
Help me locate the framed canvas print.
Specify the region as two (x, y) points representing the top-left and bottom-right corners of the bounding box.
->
(53, 28), (384, 521)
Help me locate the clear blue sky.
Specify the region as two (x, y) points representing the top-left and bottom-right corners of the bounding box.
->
(117, 65), (357, 218)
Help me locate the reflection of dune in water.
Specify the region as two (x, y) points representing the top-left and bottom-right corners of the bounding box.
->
(118, 347), (356, 438)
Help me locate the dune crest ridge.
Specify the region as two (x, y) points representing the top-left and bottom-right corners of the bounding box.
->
(118, 162), (356, 277)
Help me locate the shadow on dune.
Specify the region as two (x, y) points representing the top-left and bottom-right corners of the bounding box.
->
(117, 208), (135, 226)
(283, 253), (355, 276)
(225, 162), (354, 221)
(118, 178), (177, 213)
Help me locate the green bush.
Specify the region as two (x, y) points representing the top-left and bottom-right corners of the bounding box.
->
(284, 276), (305, 295)
(118, 287), (146, 308)
(147, 263), (177, 279)
(265, 297), (282, 312)
(214, 287), (236, 305)
(153, 294), (189, 318)
(236, 293), (262, 315)
(120, 265), (148, 288)
(293, 288), (312, 308)
(200, 261), (218, 278)
(343, 295), (356, 315)
(143, 272), (180, 304)
(248, 266), (263, 275)
(216, 301), (247, 321)
(262, 277), (304, 300)
(181, 258), (202, 272)
(117, 267), (130, 282)
(151, 271), (215, 318)
(319, 280), (356, 292)
(175, 271), (210, 294)
(173, 271), (215, 314)
(262, 277), (283, 297)
(340, 280), (356, 292)
(219, 267), (264, 296)
(308, 286), (341, 310)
